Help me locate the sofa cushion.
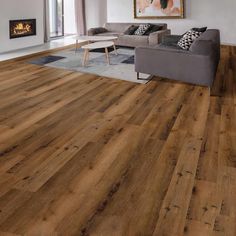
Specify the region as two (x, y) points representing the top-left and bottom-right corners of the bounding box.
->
(134, 24), (151, 36)
(197, 29), (220, 45)
(124, 25), (139, 35)
(104, 23), (167, 33)
(191, 27), (207, 33)
(178, 30), (202, 50)
(92, 27), (108, 34)
(144, 24), (163, 35)
(160, 42), (182, 50)
(96, 32), (121, 37)
(181, 27), (207, 37)
(117, 35), (149, 47)
(163, 35), (182, 45)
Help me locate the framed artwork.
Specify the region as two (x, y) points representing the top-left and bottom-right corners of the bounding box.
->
(134, 0), (184, 19)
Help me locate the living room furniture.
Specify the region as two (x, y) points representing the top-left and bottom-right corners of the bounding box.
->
(81, 41), (117, 66)
(75, 36), (118, 52)
(88, 23), (171, 47)
(135, 29), (220, 87)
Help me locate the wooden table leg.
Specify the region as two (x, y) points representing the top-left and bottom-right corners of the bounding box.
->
(105, 47), (110, 65)
(113, 44), (118, 55)
(75, 40), (78, 53)
(83, 49), (89, 67)
(86, 49), (90, 63)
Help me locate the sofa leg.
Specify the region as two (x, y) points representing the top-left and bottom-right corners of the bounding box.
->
(137, 72), (140, 80)
(137, 72), (152, 81)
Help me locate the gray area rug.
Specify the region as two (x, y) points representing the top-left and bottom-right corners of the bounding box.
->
(31, 48), (151, 84)
(29, 55), (66, 65)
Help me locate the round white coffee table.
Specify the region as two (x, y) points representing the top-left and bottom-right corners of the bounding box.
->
(76, 36), (118, 52)
(81, 41), (117, 66)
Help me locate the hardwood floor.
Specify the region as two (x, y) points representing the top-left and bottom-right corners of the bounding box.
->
(0, 46), (235, 236)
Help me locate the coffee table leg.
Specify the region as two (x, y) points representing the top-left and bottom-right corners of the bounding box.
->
(113, 44), (118, 55)
(83, 49), (89, 66)
(75, 40), (78, 53)
(86, 49), (90, 63)
(105, 48), (110, 65)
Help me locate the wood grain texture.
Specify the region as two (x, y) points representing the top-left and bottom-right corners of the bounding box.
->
(0, 46), (235, 235)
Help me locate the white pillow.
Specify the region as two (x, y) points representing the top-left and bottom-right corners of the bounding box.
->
(134, 24), (151, 36)
(178, 30), (202, 50)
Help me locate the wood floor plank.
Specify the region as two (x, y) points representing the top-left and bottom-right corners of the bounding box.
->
(0, 189), (32, 225)
(0, 232), (20, 236)
(184, 219), (212, 236)
(218, 105), (236, 168)
(186, 180), (220, 234)
(196, 110), (220, 182)
(152, 137), (203, 236)
(213, 215), (236, 236)
(0, 173), (19, 198)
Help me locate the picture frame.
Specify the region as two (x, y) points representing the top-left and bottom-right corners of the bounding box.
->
(134, 0), (184, 19)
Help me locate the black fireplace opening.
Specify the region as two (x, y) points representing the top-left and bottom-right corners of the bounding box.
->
(9, 19), (36, 39)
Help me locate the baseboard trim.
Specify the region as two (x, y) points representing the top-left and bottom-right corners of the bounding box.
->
(0, 44), (78, 63)
(221, 43), (236, 47)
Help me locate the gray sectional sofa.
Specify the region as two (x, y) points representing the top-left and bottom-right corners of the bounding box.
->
(88, 23), (171, 47)
(135, 29), (221, 87)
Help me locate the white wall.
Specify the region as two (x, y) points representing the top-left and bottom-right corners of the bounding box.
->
(0, 0), (44, 53)
(86, 0), (107, 29)
(107, 0), (236, 45)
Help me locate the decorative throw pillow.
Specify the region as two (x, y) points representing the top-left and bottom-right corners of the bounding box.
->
(191, 27), (207, 33)
(124, 25), (139, 35)
(177, 30), (202, 50)
(144, 25), (163, 35)
(94, 27), (108, 34)
(134, 24), (151, 36)
(181, 27), (207, 37)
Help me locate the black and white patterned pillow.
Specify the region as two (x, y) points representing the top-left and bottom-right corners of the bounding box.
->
(134, 24), (151, 36)
(178, 30), (202, 50)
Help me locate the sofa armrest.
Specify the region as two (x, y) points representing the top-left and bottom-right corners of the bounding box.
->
(189, 40), (214, 56)
(87, 28), (97, 36)
(87, 27), (108, 36)
(148, 29), (171, 45)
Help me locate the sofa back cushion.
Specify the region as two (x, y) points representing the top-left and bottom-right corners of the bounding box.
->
(124, 25), (139, 35)
(104, 22), (167, 33)
(197, 29), (220, 46)
(144, 24), (163, 35)
(118, 35), (149, 47)
(92, 27), (108, 34)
